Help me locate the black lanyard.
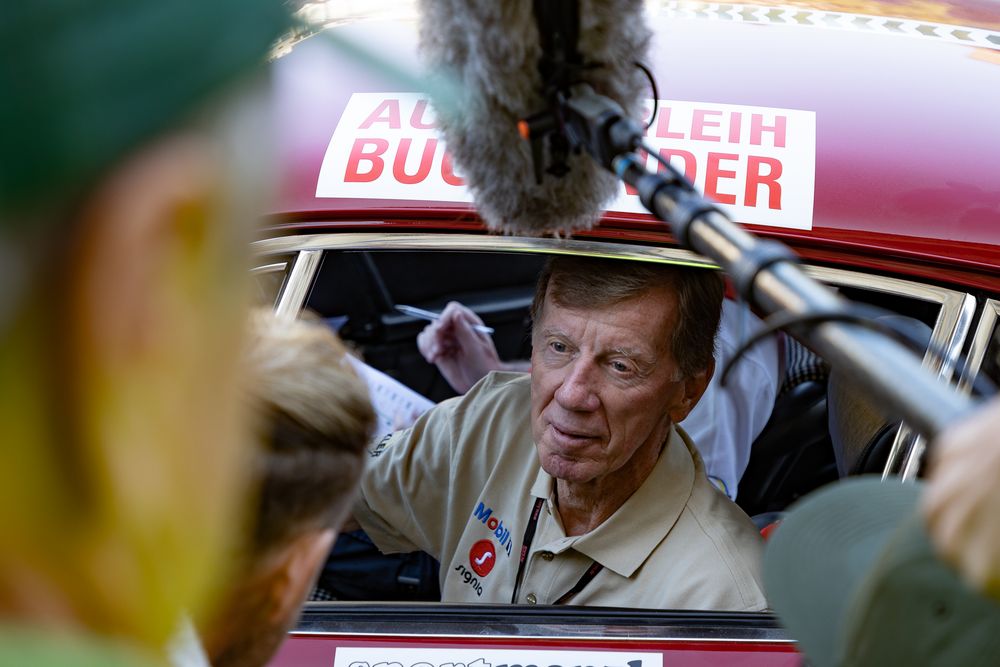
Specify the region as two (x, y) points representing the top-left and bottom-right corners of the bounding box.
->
(510, 497), (605, 604)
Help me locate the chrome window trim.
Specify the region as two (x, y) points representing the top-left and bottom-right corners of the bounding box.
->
(274, 249), (323, 319)
(957, 299), (1000, 394)
(252, 260), (293, 308)
(255, 232), (974, 478)
(894, 290), (976, 480)
(803, 267), (975, 381)
(292, 605), (794, 642)
(250, 261), (289, 275)
(253, 233), (718, 268)
(803, 267), (977, 481)
(290, 630), (794, 643)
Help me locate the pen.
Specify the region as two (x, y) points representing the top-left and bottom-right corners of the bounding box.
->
(395, 304), (495, 335)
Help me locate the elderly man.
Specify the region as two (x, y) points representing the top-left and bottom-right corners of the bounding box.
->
(418, 297), (780, 499)
(355, 256), (766, 609)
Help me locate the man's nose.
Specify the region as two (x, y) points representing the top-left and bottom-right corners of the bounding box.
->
(554, 359), (601, 412)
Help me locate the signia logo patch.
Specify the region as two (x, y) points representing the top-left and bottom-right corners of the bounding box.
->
(469, 539), (497, 577)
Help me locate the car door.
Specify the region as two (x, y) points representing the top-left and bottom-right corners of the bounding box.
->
(255, 230), (983, 667)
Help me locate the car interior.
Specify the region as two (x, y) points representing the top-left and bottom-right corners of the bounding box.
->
(253, 242), (997, 608)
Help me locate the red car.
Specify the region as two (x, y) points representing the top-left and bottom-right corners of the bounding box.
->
(258, 2), (1000, 665)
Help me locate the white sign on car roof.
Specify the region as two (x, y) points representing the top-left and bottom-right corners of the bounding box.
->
(317, 92), (815, 230)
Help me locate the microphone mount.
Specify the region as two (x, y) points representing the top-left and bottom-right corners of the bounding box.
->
(562, 84), (644, 169)
(522, 0), (600, 183)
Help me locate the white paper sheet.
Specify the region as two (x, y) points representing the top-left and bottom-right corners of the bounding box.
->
(346, 355), (436, 441)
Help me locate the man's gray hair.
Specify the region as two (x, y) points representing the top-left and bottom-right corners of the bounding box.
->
(530, 256), (724, 378)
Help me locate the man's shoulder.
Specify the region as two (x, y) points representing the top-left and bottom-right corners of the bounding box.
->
(471, 370), (531, 394)
(452, 370), (531, 416)
(676, 432), (762, 555)
(661, 434), (767, 608)
(684, 478), (764, 552)
(434, 370), (534, 460)
(679, 477), (767, 610)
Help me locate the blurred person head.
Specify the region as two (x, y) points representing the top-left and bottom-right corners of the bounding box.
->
(0, 0), (292, 653)
(202, 311), (374, 667)
(529, 256), (723, 493)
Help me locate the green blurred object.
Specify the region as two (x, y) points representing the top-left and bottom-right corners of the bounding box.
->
(0, 0), (293, 221)
(0, 625), (161, 667)
(764, 477), (1000, 667)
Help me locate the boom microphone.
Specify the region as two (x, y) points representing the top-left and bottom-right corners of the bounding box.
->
(415, 0), (976, 440)
(417, 0), (651, 235)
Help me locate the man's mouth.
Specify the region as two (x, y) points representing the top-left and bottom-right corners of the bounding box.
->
(550, 423), (599, 442)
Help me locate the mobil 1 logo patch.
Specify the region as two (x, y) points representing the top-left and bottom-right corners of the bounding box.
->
(336, 647), (663, 667)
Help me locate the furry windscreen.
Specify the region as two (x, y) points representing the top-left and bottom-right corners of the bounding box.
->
(417, 0), (652, 236)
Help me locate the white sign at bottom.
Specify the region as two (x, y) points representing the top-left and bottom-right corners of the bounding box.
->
(335, 647), (663, 667)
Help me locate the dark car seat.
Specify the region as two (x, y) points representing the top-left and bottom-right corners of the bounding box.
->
(737, 336), (836, 517)
(826, 315), (933, 477)
(827, 372), (899, 476)
(313, 529), (441, 602)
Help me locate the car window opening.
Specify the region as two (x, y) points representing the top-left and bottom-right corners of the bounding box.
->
(276, 247), (954, 609)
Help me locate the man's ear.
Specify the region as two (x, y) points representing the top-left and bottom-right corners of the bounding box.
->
(266, 528), (337, 625)
(72, 132), (222, 356)
(668, 358), (715, 424)
(60, 131), (256, 643)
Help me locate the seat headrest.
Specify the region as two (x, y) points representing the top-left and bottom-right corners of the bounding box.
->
(827, 315), (933, 477)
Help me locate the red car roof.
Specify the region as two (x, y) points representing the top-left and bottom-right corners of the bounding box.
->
(270, 3), (1000, 281)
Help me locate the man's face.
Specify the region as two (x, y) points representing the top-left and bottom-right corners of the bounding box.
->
(530, 283), (698, 490)
(208, 527), (336, 667)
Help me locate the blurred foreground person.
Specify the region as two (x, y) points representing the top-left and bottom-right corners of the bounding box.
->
(764, 396), (1000, 667)
(0, 1), (290, 664)
(923, 395), (1000, 597)
(194, 312), (374, 667)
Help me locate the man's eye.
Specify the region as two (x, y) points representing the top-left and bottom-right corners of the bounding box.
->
(550, 341), (567, 353)
(611, 360), (631, 374)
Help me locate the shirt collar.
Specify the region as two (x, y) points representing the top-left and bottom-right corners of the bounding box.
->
(530, 427), (698, 578)
(530, 465), (553, 500)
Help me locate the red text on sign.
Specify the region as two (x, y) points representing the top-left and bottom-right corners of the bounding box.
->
(343, 138), (464, 186)
(358, 98), (438, 130)
(624, 149), (783, 210)
(654, 107), (787, 148)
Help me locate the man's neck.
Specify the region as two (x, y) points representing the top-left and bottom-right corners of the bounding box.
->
(553, 433), (669, 537)
(554, 480), (634, 536)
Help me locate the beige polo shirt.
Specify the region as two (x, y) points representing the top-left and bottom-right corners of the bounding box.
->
(355, 372), (767, 610)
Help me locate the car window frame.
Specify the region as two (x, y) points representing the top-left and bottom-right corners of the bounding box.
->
(294, 602), (794, 642)
(802, 265), (977, 480)
(272, 249), (323, 320)
(956, 298), (1000, 394)
(251, 258), (293, 308)
(252, 230), (979, 644)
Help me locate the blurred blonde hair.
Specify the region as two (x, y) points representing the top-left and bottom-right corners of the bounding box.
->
(242, 310), (374, 557)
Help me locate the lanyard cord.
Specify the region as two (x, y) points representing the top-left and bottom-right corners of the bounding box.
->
(510, 497), (605, 604)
